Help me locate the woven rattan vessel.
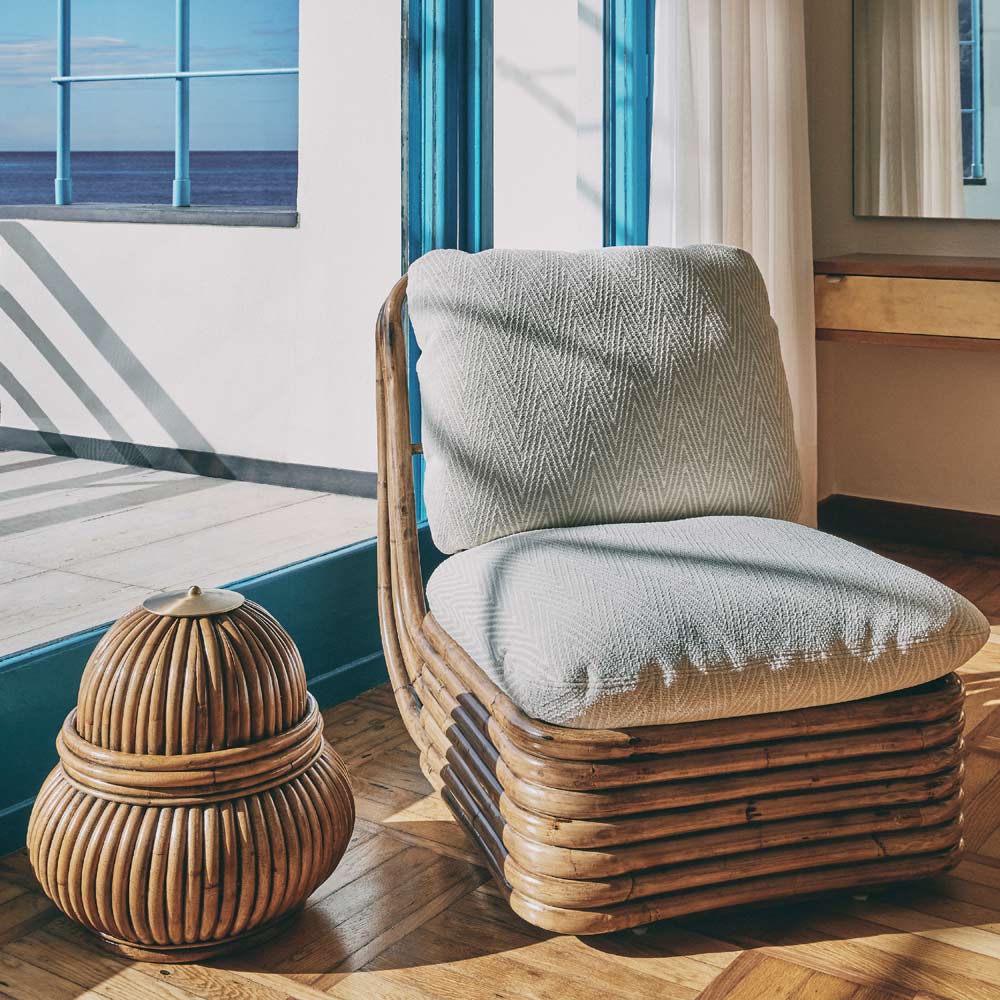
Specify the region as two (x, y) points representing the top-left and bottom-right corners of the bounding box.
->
(376, 274), (966, 935)
(27, 586), (354, 961)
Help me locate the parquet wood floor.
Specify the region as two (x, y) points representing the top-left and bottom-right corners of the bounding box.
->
(3, 537), (999, 998)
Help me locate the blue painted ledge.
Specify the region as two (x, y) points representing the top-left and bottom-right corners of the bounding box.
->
(0, 525), (444, 855)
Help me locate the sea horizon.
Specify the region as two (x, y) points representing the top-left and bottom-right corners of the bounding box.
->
(0, 150), (298, 207)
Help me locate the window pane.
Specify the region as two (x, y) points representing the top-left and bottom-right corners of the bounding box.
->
(191, 0), (297, 72)
(189, 0), (299, 205)
(72, 0), (174, 75)
(960, 41), (973, 109)
(962, 111), (974, 177)
(71, 148), (173, 203)
(959, 0), (973, 41)
(0, 0), (298, 207)
(190, 73), (298, 206)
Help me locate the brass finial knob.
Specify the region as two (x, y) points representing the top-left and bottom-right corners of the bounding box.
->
(143, 585), (245, 618)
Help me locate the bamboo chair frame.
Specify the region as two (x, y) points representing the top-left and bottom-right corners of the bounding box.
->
(375, 274), (965, 934)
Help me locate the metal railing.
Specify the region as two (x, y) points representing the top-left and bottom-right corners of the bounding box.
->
(51, 0), (299, 207)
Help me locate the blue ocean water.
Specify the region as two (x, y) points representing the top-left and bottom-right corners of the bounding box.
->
(0, 151), (297, 207)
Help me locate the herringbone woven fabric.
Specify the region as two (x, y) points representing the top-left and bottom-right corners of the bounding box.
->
(408, 244), (801, 553)
(426, 517), (990, 728)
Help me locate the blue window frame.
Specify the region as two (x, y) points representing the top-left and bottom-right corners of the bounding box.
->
(404, 0), (656, 257)
(51, 0), (299, 207)
(603, 0), (654, 246)
(960, 0), (985, 182)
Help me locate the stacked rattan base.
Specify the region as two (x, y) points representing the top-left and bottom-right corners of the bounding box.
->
(413, 658), (964, 934)
(376, 274), (966, 935)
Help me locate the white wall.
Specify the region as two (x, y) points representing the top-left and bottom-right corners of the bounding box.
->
(492, 0), (603, 250)
(806, 0), (1000, 515)
(0, 0), (401, 475)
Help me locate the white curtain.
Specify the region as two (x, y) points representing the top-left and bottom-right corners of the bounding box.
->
(854, 0), (964, 218)
(649, 0), (817, 524)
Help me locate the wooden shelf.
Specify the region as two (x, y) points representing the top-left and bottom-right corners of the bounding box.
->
(816, 328), (1000, 353)
(814, 252), (1000, 282)
(815, 252), (1000, 351)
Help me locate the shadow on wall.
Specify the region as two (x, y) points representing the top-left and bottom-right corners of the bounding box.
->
(0, 221), (228, 475)
(494, 0), (602, 211)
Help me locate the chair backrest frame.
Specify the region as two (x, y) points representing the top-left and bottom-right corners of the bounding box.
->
(375, 273), (426, 744)
(377, 274), (594, 753)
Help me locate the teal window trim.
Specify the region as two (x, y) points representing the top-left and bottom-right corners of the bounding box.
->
(52, 0), (299, 208)
(960, 0), (985, 181)
(402, 0), (493, 519)
(603, 0), (654, 246)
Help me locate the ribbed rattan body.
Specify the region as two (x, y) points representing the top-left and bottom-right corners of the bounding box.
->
(27, 597), (354, 961)
(376, 274), (966, 934)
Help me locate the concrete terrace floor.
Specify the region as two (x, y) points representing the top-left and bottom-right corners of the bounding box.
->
(0, 450), (376, 658)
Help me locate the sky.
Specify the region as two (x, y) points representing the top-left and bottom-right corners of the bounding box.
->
(0, 0), (298, 151)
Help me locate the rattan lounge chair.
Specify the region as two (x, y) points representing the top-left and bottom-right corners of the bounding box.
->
(375, 247), (987, 935)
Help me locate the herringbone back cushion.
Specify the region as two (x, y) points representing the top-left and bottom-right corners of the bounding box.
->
(407, 244), (801, 554)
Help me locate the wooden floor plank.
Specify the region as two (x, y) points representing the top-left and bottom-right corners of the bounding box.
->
(0, 879), (28, 909)
(352, 746), (435, 796)
(323, 706), (404, 749)
(685, 901), (1000, 1000)
(801, 910), (1000, 992)
(0, 890), (57, 947)
(329, 960), (529, 1000)
(353, 685), (405, 714)
(958, 644), (1000, 742)
(830, 896), (1000, 960)
(311, 860), (488, 987)
(328, 724), (412, 769)
(961, 770), (1000, 852)
(404, 889), (707, 998)
(245, 840), (486, 981)
(0, 952), (108, 1000)
(350, 773), (482, 864)
(961, 749), (1000, 805)
(698, 953), (860, 1000)
(4, 925), (204, 1000)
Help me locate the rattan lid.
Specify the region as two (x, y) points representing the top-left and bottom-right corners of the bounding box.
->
(75, 590), (308, 754)
(143, 584), (245, 618)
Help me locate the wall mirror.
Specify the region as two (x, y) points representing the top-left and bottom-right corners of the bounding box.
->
(854, 0), (998, 219)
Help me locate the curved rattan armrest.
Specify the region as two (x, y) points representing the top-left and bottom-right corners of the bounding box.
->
(376, 277), (621, 752)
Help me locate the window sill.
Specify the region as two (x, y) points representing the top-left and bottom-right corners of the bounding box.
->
(0, 204), (298, 228)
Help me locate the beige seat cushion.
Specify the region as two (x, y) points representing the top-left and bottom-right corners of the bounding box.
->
(426, 516), (989, 728)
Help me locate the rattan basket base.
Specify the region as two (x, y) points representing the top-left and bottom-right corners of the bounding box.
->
(97, 909), (300, 963)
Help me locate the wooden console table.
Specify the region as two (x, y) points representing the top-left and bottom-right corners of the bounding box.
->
(814, 253), (1000, 353)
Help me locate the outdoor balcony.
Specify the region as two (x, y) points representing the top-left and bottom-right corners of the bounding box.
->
(0, 450), (375, 657)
